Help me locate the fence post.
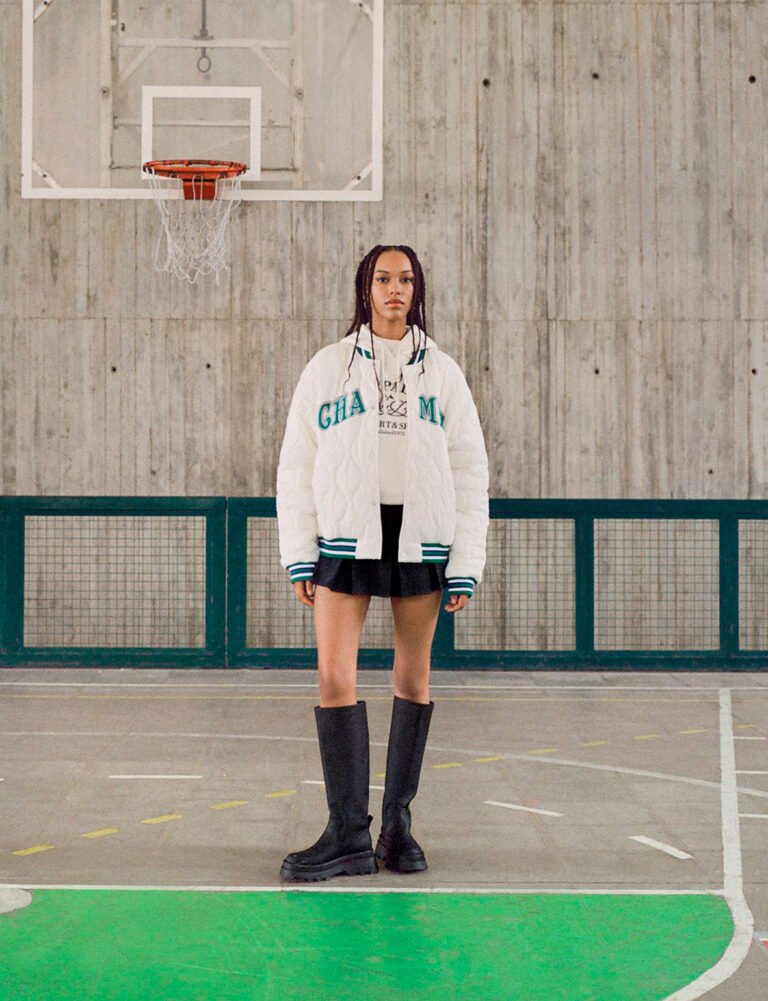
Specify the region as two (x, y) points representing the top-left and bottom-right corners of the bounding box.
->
(719, 514), (739, 659)
(2, 506), (25, 658)
(575, 514), (595, 661)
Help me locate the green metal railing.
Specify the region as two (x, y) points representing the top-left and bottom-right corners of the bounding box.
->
(1, 497), (767, 669)
(0, 497), (226, 667)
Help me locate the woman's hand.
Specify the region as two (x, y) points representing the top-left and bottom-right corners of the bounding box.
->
(293, 580), (316, 608)
(444, 593), (470, 613)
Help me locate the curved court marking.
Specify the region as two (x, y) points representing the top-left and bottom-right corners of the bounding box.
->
(0, 888), (32, 914)
(663, 689), (754, 1001)
(5, 729), (768, 801)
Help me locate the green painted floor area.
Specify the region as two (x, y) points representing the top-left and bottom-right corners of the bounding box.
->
(0, 890), (732, 1001)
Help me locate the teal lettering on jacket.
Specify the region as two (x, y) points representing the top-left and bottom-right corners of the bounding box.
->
(318, 390), (366, 431)
(418, 395), (445, 427)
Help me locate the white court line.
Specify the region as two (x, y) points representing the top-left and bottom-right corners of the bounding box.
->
(302, 780), (385, 791)
(5, 731), (768, 801)
(664, 689), (754, 1001)
(0, 883), (720, 896)
(109, 775), (203, 780)
(735, 771), (768, 775)
(739, 814), (768, 820)
(734, 736), (767, 740)
(629, 836), (693, 861)
(2, 680), (768, 692)
(484, 800), (563, 818)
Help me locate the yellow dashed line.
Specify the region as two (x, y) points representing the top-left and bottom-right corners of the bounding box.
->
(374, 771), (386, 779)
(81, 828), (119, 839)
(265, 790), (297, 798)
(141, 814), (183, 825)
(474, 755), (507, 763)
(634, 734), (661, 741)
(527, 748), (559, 756)
(735, 724), (758, 730)
(13, 845), (54, 856)
(432, 762), (463, 770)
(581, 740), (610, 747)
(209, 800), (249, 811)
(679, 728), (708, 735)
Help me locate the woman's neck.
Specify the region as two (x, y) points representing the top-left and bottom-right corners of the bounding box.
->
(371, 321), (408, 341)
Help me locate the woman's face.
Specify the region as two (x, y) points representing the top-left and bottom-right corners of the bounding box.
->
(369, 249), (415, 329)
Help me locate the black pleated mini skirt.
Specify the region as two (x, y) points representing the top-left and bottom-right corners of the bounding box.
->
(311, 504), (447, 598)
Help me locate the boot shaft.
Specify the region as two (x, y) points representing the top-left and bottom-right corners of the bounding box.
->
(315, 701), (371, 822)
(382, 696), (434, 815)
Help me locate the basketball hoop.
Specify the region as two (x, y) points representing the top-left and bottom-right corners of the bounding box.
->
(142, 159), (246, 285)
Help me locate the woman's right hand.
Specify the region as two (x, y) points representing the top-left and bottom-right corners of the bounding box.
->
(293, 580), (316, 608)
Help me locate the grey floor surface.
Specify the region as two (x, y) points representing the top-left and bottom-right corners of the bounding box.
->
(1, 667), (767, 999)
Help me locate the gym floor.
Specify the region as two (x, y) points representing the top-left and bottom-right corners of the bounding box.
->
(1, 668), (767, 1000)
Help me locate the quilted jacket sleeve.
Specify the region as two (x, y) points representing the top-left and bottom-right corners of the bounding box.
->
(276, 360), (319, 583)
(443, 360), (490, 596)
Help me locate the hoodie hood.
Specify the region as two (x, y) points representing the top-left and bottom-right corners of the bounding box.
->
(342, 324), (435, 369)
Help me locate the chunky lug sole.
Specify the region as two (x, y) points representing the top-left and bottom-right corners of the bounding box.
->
(280, 849), (377, 883)
(375, 838), (428, 873)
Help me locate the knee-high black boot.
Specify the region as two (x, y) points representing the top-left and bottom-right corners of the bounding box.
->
(280, 701), (378, 882)
(375, 696), (434, 873)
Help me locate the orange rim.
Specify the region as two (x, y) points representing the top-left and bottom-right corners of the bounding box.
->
(142, 160), (247, 200)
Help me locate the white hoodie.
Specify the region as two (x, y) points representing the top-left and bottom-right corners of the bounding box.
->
(371, 330), (413, 504)
(276, 325), (489, 596)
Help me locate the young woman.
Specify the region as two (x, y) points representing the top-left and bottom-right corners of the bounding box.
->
(276, 244), (489, 882)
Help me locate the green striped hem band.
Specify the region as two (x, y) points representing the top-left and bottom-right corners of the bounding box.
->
(422, 543), (449, 561)
(446, 577), (477, 596)
(319, 537), (357, 558)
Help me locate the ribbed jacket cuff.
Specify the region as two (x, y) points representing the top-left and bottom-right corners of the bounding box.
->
(288, 562), (316, 583)
(446, 576), (477, 597)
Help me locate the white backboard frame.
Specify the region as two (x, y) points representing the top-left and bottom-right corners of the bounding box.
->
(141, 86), (262, 183)
(20, 0), (383, 201)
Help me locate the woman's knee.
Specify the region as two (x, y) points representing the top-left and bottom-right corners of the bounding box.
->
(392, 664), (430, 704)
(317, 660), (357, 707)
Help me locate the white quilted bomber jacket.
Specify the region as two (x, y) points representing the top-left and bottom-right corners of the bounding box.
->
(276, 325), (489, 597)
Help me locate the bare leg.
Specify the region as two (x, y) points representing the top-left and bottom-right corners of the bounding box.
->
(313, 585), (371, 707)
(390, 590), (443, 704)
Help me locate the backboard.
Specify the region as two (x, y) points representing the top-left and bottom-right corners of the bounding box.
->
(21, 0), (383, 200)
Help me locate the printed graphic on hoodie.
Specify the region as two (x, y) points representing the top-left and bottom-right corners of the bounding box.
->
(379, 376), (408, 438)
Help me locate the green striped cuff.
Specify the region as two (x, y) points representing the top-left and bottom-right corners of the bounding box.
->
(288, 562), (316, 583)
(446, 576), (477, 597)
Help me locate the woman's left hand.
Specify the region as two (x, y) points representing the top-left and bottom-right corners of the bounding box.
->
(444, 593), (470, 613)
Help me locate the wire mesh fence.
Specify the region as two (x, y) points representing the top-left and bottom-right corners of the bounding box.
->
(2, 499), (768, 666)
(456, 519), (575, 651)
(594, 519), (720, 651)
(739, 520), (768, 650)
(23, 515), (207, 648)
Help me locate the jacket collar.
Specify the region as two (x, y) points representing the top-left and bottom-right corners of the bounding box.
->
(342, 324), (435, 366)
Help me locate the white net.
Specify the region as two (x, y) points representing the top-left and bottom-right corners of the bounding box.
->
(144, 170), (243, 285)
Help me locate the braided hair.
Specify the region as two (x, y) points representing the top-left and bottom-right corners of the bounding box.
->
(342, 245), (429, 396)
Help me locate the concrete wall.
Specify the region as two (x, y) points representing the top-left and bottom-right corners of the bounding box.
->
(2, 0), (768, 501)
